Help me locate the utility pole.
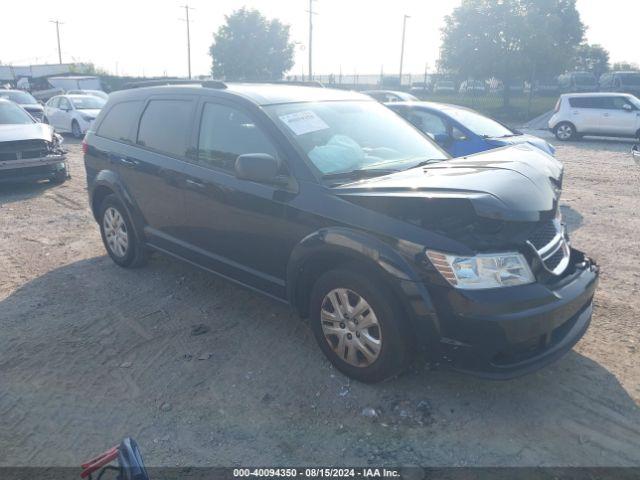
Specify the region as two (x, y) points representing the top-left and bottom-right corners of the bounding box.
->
(50, 20), (64, 64)
(180, 4), (194, 79)
(398, 14), (410, 86)
(307, 0), (317, 81)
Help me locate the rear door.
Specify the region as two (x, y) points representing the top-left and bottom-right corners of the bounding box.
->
(567, 97), (600, 132)
(180, 98), (294, 298)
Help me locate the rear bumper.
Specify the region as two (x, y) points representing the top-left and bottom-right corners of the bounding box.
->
(421, 248), (599, 379)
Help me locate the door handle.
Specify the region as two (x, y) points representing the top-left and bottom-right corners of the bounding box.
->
(120, 157), (138, 167)
(186, 178), (205, 188)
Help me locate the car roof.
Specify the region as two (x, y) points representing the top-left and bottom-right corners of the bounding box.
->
(108, 83), (371, 106)
(387, 100), (476, 114)
(560, 92), (634, 98)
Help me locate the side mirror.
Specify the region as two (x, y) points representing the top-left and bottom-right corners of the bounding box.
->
(235, 153), (283, 184)
(623, 103), (633, 112)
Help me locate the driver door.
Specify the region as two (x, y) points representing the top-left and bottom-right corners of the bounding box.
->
(57, 97), (73, 132)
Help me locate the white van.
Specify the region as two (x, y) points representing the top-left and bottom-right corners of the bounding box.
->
(548, 93), (640, 141)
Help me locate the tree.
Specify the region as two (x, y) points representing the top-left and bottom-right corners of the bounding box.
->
(611, 61), (639, 71)
(210, 8), (295, 81)
(440, 0), (584, 103)
(571, 43), (609, 77)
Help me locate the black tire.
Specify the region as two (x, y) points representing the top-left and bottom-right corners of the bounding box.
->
(49, 170), (68, 184)
(71, 120), (83, 139)
(554, 122), (576, 141)
(98, 194), (148, 268)
(309, 267), (413, 383)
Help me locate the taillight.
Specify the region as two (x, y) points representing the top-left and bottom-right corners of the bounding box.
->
(554, 98), (561, 113)
(82, 140), (88, 154)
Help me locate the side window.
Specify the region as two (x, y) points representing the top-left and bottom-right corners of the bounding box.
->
(48, 97), (59, 108)
(569, 97), (599, 108)
(137, 99), (193, 158)
(59, 98), (71, 110)
(611, 97), (634, 110)
(452, 126), (467, 141)
(97, 101), (142, 143)
(408, 110), (447, 136)
(197, 103), (278, 171)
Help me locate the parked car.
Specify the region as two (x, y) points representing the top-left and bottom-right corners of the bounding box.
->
(388, 101), (555, 157)
(433, 80), (456, 94)
(557, 72), (598, 93)
(362, 90), (418, 102)
(459, 80), (487, 94)
(0, 89), (44, 121)
(599, 71), (640, 98)
(548, 93), (640, 141)
(0, 98), (68, 184)
(67, 89), (109, 101)
(83, 83), (598, 382)
(44, 94), (106, 138)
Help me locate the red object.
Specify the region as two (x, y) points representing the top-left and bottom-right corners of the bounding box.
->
(82, 140), (88, 154)
(80, 445), (119, 478)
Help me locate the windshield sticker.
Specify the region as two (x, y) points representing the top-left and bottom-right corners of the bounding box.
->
(279, 110), (329, 136)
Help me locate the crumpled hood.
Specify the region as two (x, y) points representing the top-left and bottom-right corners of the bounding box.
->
(0, 122), (54, 142)
(486, 133), (555, 156)
(335, 144), (563, 223)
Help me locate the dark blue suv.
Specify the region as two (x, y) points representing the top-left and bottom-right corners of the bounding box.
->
(83, 82), (598, 382)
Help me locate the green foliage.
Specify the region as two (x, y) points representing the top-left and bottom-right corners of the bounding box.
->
(571, 43), (610, 77)
(210, 8), (295, 81)
(440, 0), (584, 82)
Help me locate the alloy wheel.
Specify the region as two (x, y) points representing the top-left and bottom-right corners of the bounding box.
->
(103, 207), (129, 258)
(320, 288), (382, 367)
(556, 124), (573, 140)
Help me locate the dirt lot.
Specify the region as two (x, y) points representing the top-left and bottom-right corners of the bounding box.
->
(1, 134), (639, 467)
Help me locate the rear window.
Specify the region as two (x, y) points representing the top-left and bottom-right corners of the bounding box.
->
(136, 100), (193, 158)
(97, 101), (142, 143)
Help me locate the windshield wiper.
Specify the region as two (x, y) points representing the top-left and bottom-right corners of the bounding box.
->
(404, 158), (443, 169)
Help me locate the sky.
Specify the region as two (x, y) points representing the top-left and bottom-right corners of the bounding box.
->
(1, 0), (639, 78)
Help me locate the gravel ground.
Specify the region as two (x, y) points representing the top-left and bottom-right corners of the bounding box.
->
(1, 134), (639, 467)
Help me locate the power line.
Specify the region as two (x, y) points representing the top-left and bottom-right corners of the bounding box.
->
(50, 19), (64, 65)
(180, 4), (195, 79)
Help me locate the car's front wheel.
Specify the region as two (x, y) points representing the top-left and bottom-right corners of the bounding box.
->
(71, 120), (83, 139)
(309, 267), (413, 383)
(99, 194), (148, 268)
(554, 122), (576, 141)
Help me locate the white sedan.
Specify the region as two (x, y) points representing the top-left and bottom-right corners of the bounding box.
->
(44, 94), (106, 138)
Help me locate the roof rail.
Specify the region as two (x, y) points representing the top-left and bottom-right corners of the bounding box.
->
(272, 80), (325, 88)
(122, 79), (227, 90)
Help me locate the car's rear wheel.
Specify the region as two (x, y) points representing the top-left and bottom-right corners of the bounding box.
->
(49, 169), (68, 184)
(99, 194), (147, 268)
(554, 122), (576, 141)
(309, 268), (413, 383)
(71, 120), (83, 139)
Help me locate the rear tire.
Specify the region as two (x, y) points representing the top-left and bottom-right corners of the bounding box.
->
(71, 120), (83, 139)
(309, 267), (413, 383)
(98, 194), (148, 268)
(554, 122), (576, 141)
(49, 169), (68, 184)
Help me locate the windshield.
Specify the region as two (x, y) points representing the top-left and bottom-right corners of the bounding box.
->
(619, 74), (640, 86)
(0, 90), (38, 105)
(69, 95), (105, 110)
(0, 101), (35, 125)
(265, 101), (447, 177)
(445, 107), (514, 137)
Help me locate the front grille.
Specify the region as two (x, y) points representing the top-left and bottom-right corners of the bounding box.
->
(528, 219), (557, 250)
(528, 216), (570, 275)
(0, 139), (49, 162)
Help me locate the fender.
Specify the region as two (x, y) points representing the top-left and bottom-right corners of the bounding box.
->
(286, 227), (442, 349)
(90, 169), (147, 243)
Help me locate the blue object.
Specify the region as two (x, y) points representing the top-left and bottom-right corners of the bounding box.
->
(387, 101), (556, 158)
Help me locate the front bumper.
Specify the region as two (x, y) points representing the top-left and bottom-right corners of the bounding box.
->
(424, 248), (599, 379)
(0, 155), (68, 183)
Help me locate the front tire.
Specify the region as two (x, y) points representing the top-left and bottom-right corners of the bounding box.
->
(309, 268), (413, 383)
(98, 194), (148, 268)
(71, 120), (83, 139)
(554, 122), (576, 141)
(49, 169), (68, 184)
